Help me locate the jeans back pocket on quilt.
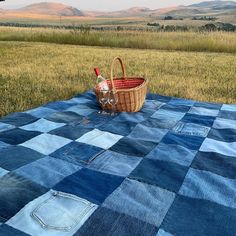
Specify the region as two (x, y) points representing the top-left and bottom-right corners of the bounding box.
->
(31, 191), (96, 232)
(173, 122), (210, 137)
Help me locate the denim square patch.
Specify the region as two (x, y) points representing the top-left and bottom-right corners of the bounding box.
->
(146, 93), (172, 103)
(54, 168), (124, 205)
(0, 141), (9, 150)
(49, 125), (92, 140)
(46, 111), (84, 124)
(146, 143), (197, 167)
(130, 159), (188, 192)
(21, 118), (66, 133)
(161, 104), (190, 113)
(43, 101), (74, 111)
(179, 168), (236, 209)
(25, 107), (56, 118)
(161, 132), (205, 150)
(0, 128), (41, 145)
(20, 133), (71, 155)
(0, 146), (45, 171)
(213, 117), (236, 130)
(221, 104), (236, 112)
(76, 129), (123, 150)
(89, 150), (142, 177)
(0, 167), (9, 178)
(181, 113), (215, 127)
(113, 112), (149, 123)
(51, 141), (104, 166)
(168, 98), (195, 107)
(99, 120), (137, 136)
(194, 101), (222, 110)
(141, 117), (177, 130)
(0, 123), (15, 132)
(0, 224), (29, 236)
(208, 128), (236, 142)
(14, 157), (82, 188)
(7, 190), (97, 236)
(103, 178), (175, 227)
(200, 138), (236, 157)
(142, 100), (164, 110)
(151, 109), (185, 122)
(0, 113), (38, 126)
(66, 105), (96, 116)
(127, 124), (168, 142)
(110, 137), (157, 157)
(172, 122), (210, 137)
(218, 110), (236, 120)
(161, 195), (236, 236)
(0, 173), (48, 221)
(192, 151), (236, 179)
(189, 106), (219, 117)
(77, 207), (158, 236)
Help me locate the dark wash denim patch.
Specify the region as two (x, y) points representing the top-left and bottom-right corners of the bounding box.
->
(54, 168), (124, 205)
(207, 128), (236, 142)
(76, 207), (158, 236)
(0, 173), (48, 222)
(129, 159), (188, 193)
(0, 146), (45, 171)
(181, 113), (215, 127)
(161, 195), (236, 236)
(0, 224), (30, 236)
(110, 137), (157, 157)
(50, 141), (104, 166)
(0, 112), (38, 127)
(0, 129), (41, 145)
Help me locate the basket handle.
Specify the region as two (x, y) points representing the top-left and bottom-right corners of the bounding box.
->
(110, 57), (127, 92)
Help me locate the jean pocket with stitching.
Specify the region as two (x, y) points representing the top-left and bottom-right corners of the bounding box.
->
(31, 191), (97, 232)
(173, 122), (210, 137)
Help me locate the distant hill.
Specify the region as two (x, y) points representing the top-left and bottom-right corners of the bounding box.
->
(14, 2), (84, 16)
(189, 0), (236, 8)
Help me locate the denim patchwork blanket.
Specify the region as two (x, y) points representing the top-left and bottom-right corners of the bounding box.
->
(0, 91), (236, 236)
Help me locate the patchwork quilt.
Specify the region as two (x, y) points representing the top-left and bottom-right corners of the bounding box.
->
(0, 90), (236, 236)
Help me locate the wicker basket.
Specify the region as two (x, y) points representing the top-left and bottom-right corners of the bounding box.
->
(94, 57), (148, 113)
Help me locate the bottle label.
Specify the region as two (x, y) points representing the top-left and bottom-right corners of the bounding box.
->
(98, 81), (109, 91)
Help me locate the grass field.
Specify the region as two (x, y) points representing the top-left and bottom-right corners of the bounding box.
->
(0, 27), (236, 53)
(0, 41), (235, 117)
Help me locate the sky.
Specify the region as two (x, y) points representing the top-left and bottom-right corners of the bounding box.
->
(0, 0), (217, 11)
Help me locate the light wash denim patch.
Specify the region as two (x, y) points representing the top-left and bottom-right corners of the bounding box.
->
(179, 168), (236, 209)
(89, 150), (142, 177)
(151, 109), (185, 122)
(0, 167), (9, 178)
(20, 133), (72, 155)
(200, 138), (236, 157)
(143, 100), (164, 110)
(168, 98), (195, 107)
(157, 229), (174, 236)
(213, 117), (236, 130)
(14, 156), (81, 188)
(21, 119), (66, 133)
(7, 190), (97, 236)
(76, 129), (123, 150)
(68, 97), (93, 105)
(103, 178), (175, 227)
(189, 107), (219, 117)
(172, 122), (210, 137)
(127, 124), (168, 143)
(25, 107), (56, 118)
(221, 104), (236, 112)
(146, 143), (197, 167)
(66, 105), (96, 116)
(0, 123), (15, 132)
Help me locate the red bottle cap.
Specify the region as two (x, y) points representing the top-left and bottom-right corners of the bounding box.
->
(94, 68), (100, 76)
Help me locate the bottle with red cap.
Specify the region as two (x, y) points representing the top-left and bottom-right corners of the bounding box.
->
(94, 68), (109, 92)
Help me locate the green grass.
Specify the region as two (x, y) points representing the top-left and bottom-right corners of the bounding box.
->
(0, 27), (236, 53)
(0, 41), (235, 117)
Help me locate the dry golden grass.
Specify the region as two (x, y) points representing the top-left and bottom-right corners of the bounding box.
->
(0, 41), (235, 117)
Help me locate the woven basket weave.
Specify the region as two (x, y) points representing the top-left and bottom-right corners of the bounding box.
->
(94, 57), (148, 113)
